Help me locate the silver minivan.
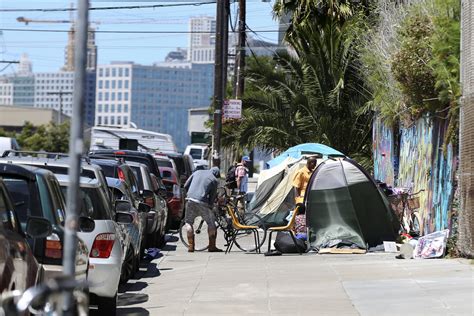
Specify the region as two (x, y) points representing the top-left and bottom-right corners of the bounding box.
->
(56, 174), (133, 314)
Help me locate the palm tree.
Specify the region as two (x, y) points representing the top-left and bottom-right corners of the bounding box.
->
(223, 18), (373, 167)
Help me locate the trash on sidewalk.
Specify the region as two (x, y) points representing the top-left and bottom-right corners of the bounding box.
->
(413, 229), (449, 259)
(144, 248), (161, 260)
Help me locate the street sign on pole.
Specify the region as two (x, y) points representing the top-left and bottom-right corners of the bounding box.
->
(223, 99), (242, 119)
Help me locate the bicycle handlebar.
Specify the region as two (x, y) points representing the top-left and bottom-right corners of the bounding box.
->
(0, 276), (87, 315)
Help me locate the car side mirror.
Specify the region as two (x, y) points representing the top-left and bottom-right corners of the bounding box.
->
(79, 216), (95, 233)
(115, 211), (133, 224)
(26, 217), (52, 239)
(140, 189), (154, 199)
(138, 202), (151, 213)
(115, 200), (131, 213)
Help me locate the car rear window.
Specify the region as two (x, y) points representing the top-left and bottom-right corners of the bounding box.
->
(61, 186), (112, 220)
(3, 177), (45, 230)
(189, 148), (202, 160)
(130, 166), (144, 191)
(41, 165), (95, 179)
(155, 158), (173, 168)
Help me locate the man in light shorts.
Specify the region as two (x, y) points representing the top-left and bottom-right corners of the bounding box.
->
(184, 166), (223, 252)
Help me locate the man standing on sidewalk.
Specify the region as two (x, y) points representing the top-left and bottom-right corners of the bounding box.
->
(183, 166), (223, 252)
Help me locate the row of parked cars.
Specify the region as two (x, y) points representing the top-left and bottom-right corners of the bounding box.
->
(0, 149), (195, 314)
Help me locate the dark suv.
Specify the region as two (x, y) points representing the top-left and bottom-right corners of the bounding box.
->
(0, 163), (90, 283)
(0, 177), (50, 293)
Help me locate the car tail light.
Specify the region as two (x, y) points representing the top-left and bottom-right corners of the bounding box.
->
(90, 233), (115, 258)
(114, 151), (126, 155)
(45, 233), (62, 259)
(117, 168), (125, 182)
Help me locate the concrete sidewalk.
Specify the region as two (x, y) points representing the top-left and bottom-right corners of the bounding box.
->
(118, 235), (473, 316)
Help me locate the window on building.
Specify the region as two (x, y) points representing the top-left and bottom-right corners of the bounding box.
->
(111, 116), (115, 125)
(124, 104), (129, 112)
(112, 68), (116, 77)
(124, 116), (128, 125)
(118, 81), (122, 89)
(104, 116), (108, 125)
(117, 116), (122, 125)
(112, 80), (116, 89)
(111, 92), (115, 101)
(111, 104), (115, 113)
(105, 81), (109, 89)
(99, 69), (103, 77)
(124, 68), (129, 77)
(117, 104), (122, 112)
(117, 92), (122, 101)
(98, 104), (103, 112)
(124, 80), (129, 89)
(105, 92), (109, 101)
(105, 68), (110, 77)
(124, 92), (129, 101)
(98, 92), (102, 101)
(118, 68), (123, 77)
(97, 116), (102, 125)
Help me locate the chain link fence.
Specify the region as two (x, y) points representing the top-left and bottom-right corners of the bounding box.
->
(459, 0), (474, 257)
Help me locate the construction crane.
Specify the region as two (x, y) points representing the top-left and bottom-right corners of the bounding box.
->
(17, 13), (98, 71)
(16, 16), (100, 26)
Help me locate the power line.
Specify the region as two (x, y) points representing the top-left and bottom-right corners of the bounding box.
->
(0, 2), (218, 12)
(0, 28), (282, 34)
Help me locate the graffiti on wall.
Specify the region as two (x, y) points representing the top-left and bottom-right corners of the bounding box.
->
(373, 115), (456, 234)
(373, 116), (395, 186)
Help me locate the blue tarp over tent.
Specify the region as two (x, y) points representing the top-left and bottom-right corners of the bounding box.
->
(266, 143), (345, 169)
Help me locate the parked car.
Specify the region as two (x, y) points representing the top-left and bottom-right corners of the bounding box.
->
(0, 163), (90, 284)
(107, 177), (144, 282)
(0, 177), (49, 294)
(126, 161), (168, 247)
(89, 158), (148, 251)
(184, 144), (209, 169)
(56, 173), (133, 314)
(0, 152), (113, 205)
(163, 152), (194, 186)
(158, 166), (185, 228)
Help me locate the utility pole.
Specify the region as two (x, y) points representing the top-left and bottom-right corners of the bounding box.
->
(235, 0), (246, 99)
(62, 0), (88, 313)
(212, 0), (228, 168)
(47, 90), (73, 124)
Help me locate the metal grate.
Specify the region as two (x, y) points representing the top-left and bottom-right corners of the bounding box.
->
(458, 0), (474, 257)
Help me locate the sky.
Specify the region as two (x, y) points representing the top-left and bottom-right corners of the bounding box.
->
(0, 0), (280, 74)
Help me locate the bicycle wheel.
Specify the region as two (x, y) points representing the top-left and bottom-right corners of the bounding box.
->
(233, 212), (267, 252)
(179, 218), (209, 251)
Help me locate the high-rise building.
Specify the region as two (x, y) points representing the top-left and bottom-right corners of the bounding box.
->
(188, 16), (216, 63)
(0, 78), (13, 105)
(95, 62), (214, 151)
(34, 71), (96, 126)
(62, 26), (97, 71)
(17, 53), (33, 76)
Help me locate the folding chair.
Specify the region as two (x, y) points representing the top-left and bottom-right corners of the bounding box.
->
(266, 205), (304, 255)
(225, 205), (261, 254)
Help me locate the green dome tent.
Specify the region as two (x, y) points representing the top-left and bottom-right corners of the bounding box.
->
(305, 158), (398, 250)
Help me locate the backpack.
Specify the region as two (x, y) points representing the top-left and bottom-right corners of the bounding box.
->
(225, 165), (237, 189)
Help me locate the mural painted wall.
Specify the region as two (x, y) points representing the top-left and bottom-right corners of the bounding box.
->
(373, 115), (456, 234)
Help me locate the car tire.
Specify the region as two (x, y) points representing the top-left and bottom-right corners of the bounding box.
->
(98, 293), (117, 315)
(120, 246), (135, 284)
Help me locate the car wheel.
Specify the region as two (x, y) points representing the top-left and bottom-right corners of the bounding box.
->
(98, 293), (117, 315)
(120, 247), (135, 284)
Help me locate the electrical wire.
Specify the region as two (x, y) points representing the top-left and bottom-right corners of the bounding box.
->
(0, 2), (218, 13)
(0, 28), (283, 34)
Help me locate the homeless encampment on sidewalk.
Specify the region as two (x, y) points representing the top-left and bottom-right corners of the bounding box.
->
(305, 158), (399, 251)
(250, 150), (399, 252)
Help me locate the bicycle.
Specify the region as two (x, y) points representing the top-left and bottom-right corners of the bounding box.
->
(0, 276), (88, 316)
(179, 188), (267, 252)
(388, 188), (424, 237)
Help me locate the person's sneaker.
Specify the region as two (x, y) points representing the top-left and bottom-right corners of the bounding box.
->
(208, 247), (223, 252)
